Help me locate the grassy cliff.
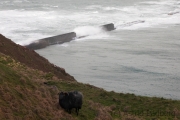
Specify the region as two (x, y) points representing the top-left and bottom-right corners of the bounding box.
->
(0, 34), (180, 120)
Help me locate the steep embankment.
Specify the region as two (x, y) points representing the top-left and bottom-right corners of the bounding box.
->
(1, 52), (180, 120)
(0, 34), (180, 120)
(0, 52), (74, 119)
(0, 34), (75, 81)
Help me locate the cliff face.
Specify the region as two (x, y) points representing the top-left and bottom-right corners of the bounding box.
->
(0, 34), (75, 81)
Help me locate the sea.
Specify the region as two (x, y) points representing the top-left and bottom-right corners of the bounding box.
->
(0, 0), (180, 100)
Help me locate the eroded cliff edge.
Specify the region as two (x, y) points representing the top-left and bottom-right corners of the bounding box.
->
(0, 34), (75, 81)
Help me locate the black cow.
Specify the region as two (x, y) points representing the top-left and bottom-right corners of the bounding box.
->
(58, 91), (83, 115)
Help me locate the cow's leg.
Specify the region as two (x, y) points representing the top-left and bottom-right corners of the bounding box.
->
(76, 108), (79, 116)
(67, 109), (71, 114)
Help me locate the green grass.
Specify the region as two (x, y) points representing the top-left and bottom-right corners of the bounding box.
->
(0, 53), (180, 120)
(0, 62), (21, 85)
(43, 72), (54, 80)
(46, 81), (180, 120)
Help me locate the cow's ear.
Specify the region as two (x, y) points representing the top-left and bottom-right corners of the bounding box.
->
(64, 92), (69, 96)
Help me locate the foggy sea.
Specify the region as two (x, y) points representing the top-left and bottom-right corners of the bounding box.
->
(0, 0), (180, 100)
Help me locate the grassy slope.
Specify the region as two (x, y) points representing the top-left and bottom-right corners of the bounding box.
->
(0, 34), (75, 81)
(0, 53), (74, 120)
(0, 53), (180, 120)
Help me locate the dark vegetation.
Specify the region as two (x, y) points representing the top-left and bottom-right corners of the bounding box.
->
(0, 34), (180, 120)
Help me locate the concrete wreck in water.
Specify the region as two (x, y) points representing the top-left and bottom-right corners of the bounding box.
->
(25, 23), (115, 50)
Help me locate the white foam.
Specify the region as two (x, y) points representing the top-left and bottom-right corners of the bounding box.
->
(73, 26), (104, 37)
(140, 0), (175, 6)
(116, 20), (149, 30)
(114, 0), (180, 30)
(0, 10), (64, 45)
(0, 0), (180, 45)
(103, 7), (122, 11)
(59, 43), (70, 47)
(92, 11), (99, 14)
(85, 5), (102, 10)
